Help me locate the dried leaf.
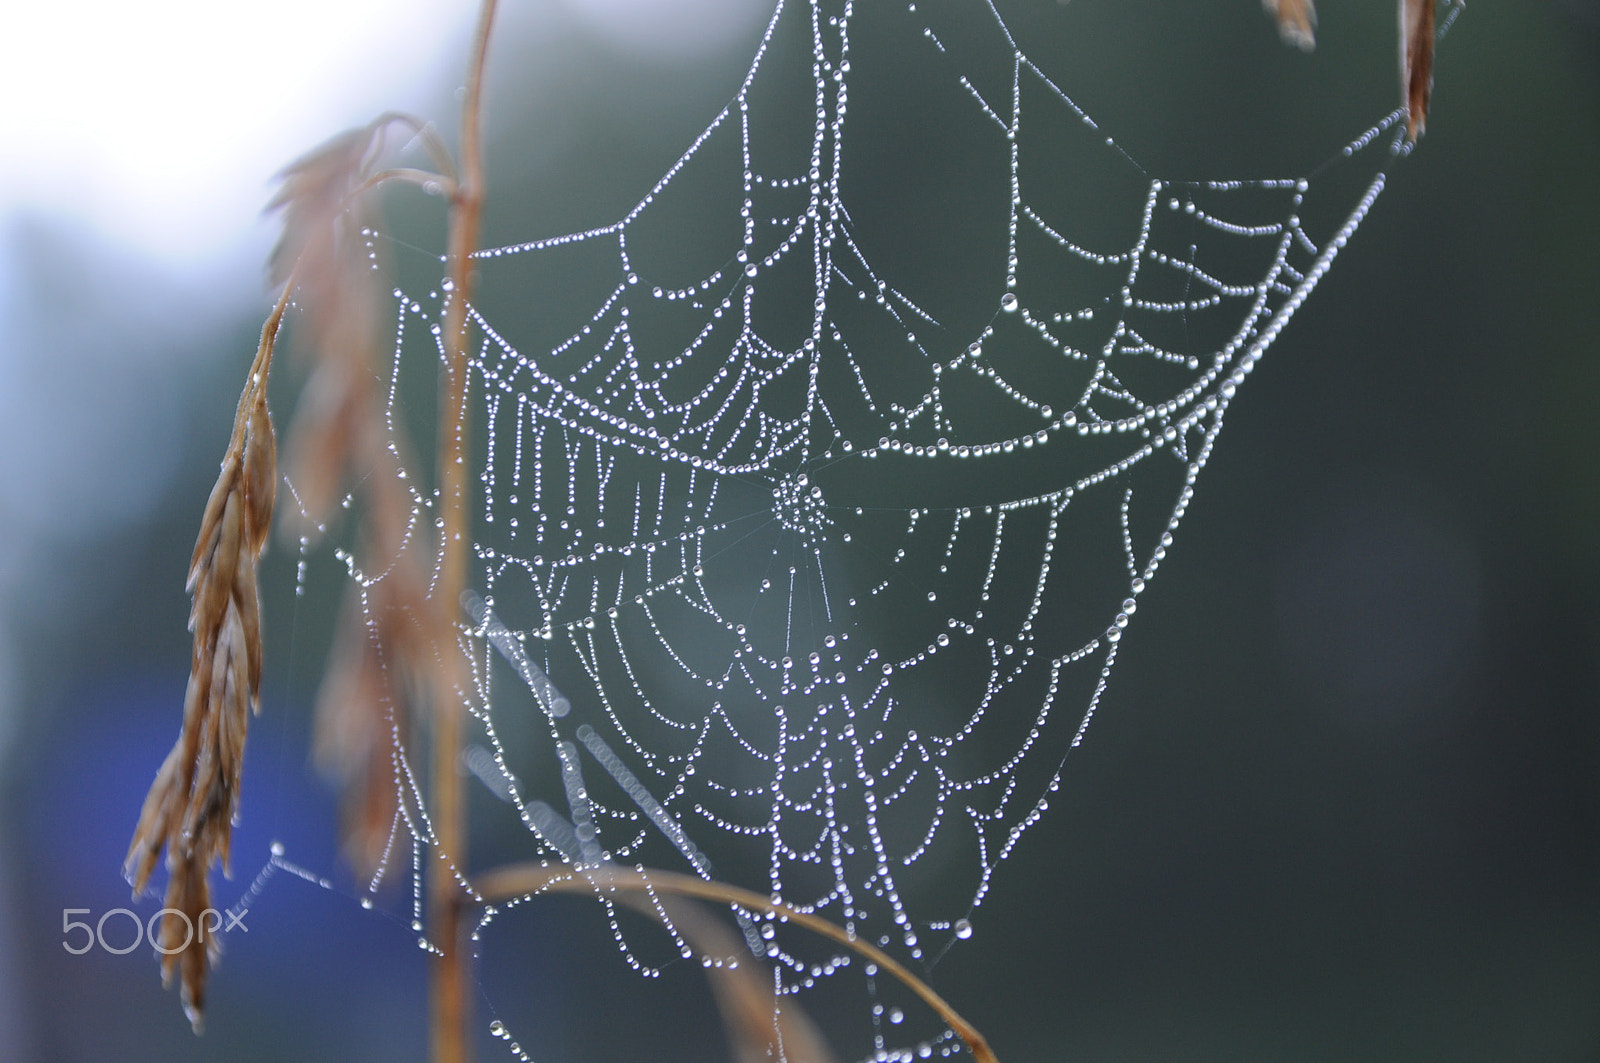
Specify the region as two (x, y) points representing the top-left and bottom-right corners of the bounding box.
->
(134, 102), (443, 1037)
(313, 590), (419, 882)
(241, 390), (276, 551)
(266, 124), (382, 290)
(193, 490), (241, 640)
(1400, 0), (1436, 140)
(126, 744), (183, 894)
(282, 358), (364, 533)
(128, 368), (275, 1032)
(234, 553), (263, 706)
(188, 454), (239, 592)
(268, 114), (444, 890)
(1264, 0), (1317, 50)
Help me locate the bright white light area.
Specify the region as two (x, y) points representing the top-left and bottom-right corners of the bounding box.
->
(553, 0), (771, 61)
(0, 0), (472, 764)
(0, 0), (472, 266)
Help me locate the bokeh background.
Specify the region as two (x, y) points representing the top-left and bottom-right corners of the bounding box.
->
(2, 1), (1596, 1060)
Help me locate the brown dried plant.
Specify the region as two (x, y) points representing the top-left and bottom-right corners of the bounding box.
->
(124, 0), (491, 1042)
(1400, 0), (1438, 140)
(127, 0), (1464, 1055)
(268, 112), (454, 885)
(128, 2), (1471, 1056)
(123, 292), (278, 1033)
(123, 2), (1009, 1060)
(1263, 0), (1318, 52)
(1263, 0), (1442, 140)
(124, 107), (459, 1034)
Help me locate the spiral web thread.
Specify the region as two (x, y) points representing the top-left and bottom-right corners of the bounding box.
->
(321, 0), (1434, 1058)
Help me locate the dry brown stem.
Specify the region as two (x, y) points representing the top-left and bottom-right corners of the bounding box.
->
(1265, 0), (1442, 141)
(127, 99), (457, 1034)
(427, 5), (499, 1060)
(257, 103), (455, 897)
(258, 10), (499, 1059)
(473, 863), (1000, 1063)
(1400, 0), (1437, 140)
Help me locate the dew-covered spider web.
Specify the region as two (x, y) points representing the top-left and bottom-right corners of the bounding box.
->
(287, 0), (1450, 1058)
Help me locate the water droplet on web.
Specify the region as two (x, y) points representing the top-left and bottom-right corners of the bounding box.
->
(888, 1007), (904, 1024)
(954, 918), (973, 939)
(1000, 292), (1018, 312)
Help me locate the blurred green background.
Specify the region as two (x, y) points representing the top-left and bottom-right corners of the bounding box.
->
(1, 1), (1596, 1060)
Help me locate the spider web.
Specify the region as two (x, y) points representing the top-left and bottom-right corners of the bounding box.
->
(321, 0), (1443, 1058)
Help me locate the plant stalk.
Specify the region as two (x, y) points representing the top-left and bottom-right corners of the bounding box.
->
(431, 2), (497, 1062)
(471, 863), (1000, 1063)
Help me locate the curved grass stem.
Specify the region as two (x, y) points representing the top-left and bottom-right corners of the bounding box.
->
(472, 862), (1000, 1063)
